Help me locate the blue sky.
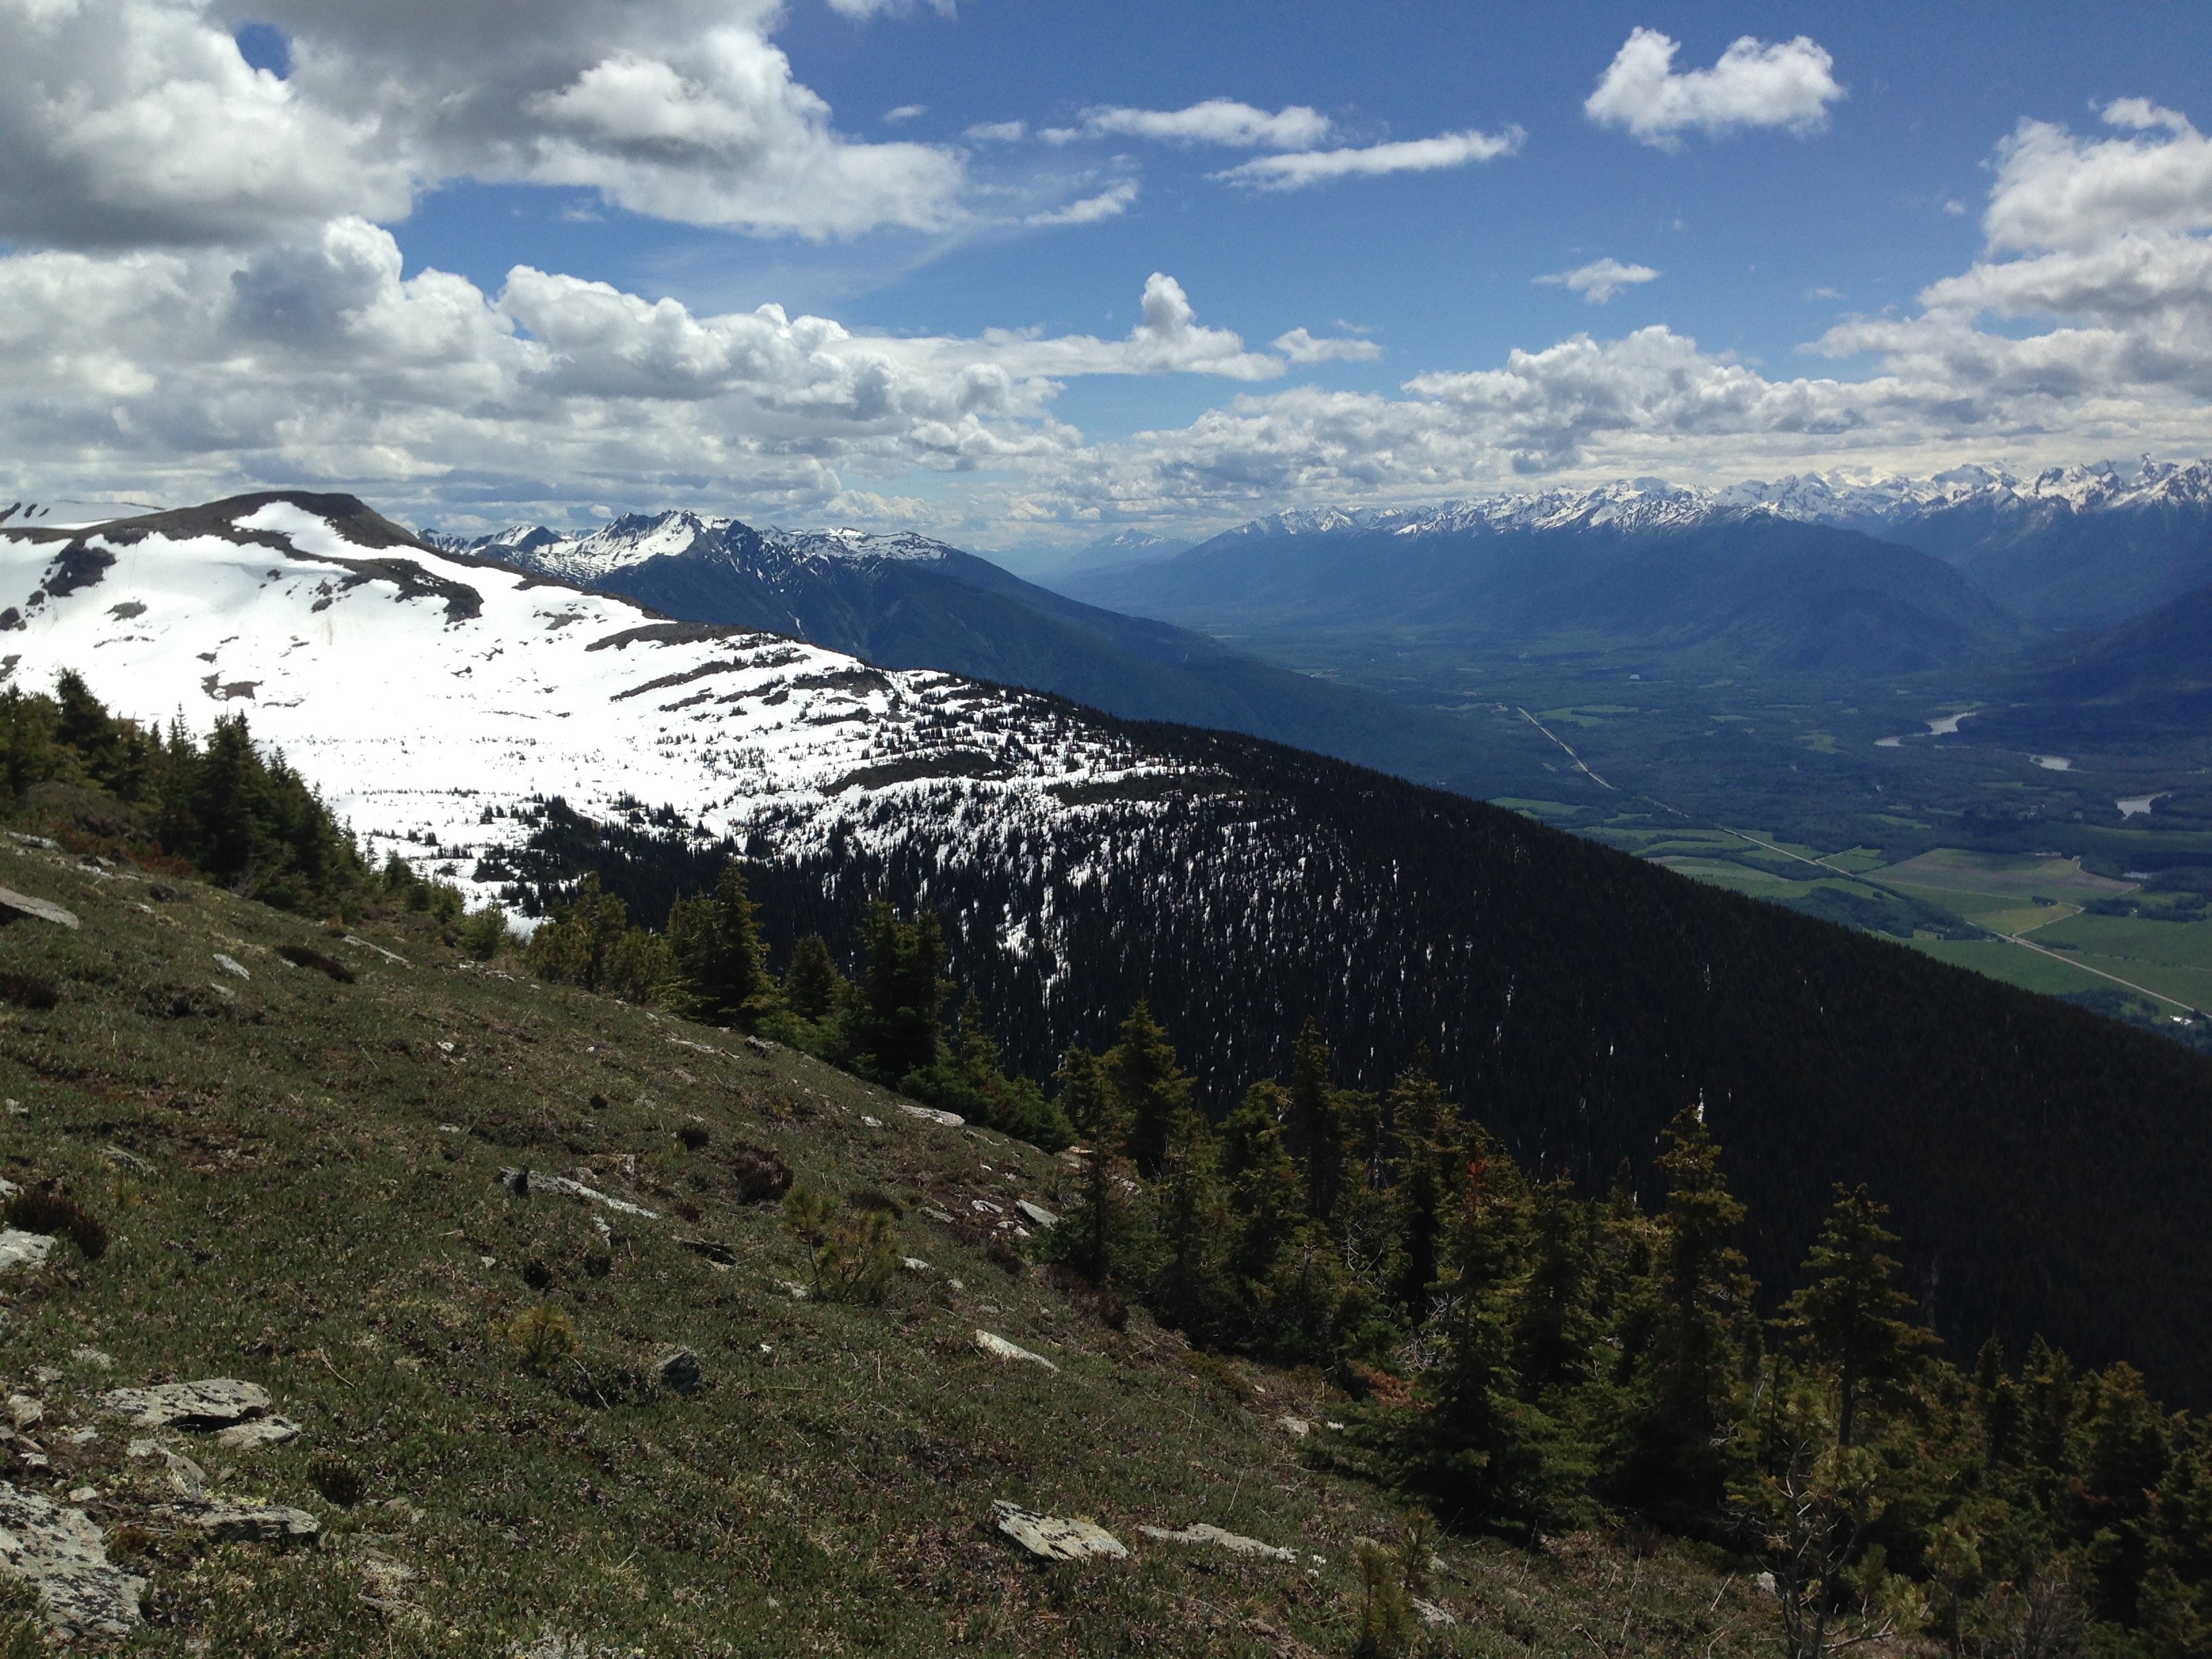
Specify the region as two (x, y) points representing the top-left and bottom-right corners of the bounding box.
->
(3, 0), (2210, 544)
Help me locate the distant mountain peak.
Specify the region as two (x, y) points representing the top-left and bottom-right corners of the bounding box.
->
(428, 511), (957, 586)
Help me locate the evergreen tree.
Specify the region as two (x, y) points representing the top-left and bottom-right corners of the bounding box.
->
(1217, 1082), (1308, 1303)
(1777, 1184), (1936, 1449)
(1615, 1105), (1759, 1523)
(1148, 1105), (1231, 1340)
(846, 901), (946, 1080)
(1284, 1018), (1351, 1224)
(1517, 1176), (1603, 1398)
(1385, 1057), (1460, 1318)
(1102, 1000), (1192, 1179)
(782, 933), (842, 1021)
(667, 858), (769, 1024)
(1046, 1046), (1147, 1286)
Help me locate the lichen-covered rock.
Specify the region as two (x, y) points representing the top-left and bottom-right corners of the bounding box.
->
(0, 887), (79, 929)
(215, 1415), (302, 1450)
(0, 1231), (52, 1274)
(993, 1501), (1126, 1561)
(175, 1501), (321, 1545)
(1139, 1522), (1295, 1561)
(0, 1481), (145, 1639)
(975, 1330), (1057, 1371)
(102, 1378), (270, 1429)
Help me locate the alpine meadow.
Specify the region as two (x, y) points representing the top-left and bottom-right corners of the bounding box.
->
(3, 5), (2212, 1658)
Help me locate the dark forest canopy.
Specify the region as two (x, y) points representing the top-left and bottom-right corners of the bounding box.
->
(495, 712), (2212, 1414)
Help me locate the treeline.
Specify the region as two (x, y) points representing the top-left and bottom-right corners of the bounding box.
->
(521, 864), (1071, 1148)
(0, 672), (502, 942)
(1046, 1008), (2212, 1659)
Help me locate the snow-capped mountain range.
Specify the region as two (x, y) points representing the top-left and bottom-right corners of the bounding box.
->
(429, 513), (954, 588)
(1214, 456), (2212, 546)
(0, 493), (1181, 925)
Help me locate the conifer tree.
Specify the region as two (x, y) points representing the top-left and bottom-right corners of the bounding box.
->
(1103, 1001), (1192, 1179)
(1517, 1176), (1603, 1397)
(1284, 1018), (1351, 1223)
(1148, 1105), (1231, 1341)
(1385, 1057), (1460, 1317)
(1616, 1105), (1759, 1520)
(1778, 1184), (1936, 1448)
(1049, 1046), (1147, 1286)
(1217, 1082), (1307, 1296)
(666, 858), (769, 1024)
(781, 933), (842, 1021)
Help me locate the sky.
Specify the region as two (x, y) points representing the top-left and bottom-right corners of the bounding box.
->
(3, 0), (2211, 550)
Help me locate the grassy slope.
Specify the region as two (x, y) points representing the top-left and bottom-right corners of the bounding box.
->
(0, 840), (1773, 1657)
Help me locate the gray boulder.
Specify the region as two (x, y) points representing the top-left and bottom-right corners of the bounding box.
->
(993, 1500), (1126, 1561)
(0, 1481), (145, 1639)
(102, 1378), (270, 1429)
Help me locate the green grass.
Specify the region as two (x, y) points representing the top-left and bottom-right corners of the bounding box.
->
(1907, 938), (2119, 999)
(0, 837), (1776, 1657)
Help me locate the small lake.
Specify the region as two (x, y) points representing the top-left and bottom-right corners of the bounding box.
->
(2118, 794), (2167, 819)
(1925, 710), (1978, 736)
(2032, 755), (2072, 771)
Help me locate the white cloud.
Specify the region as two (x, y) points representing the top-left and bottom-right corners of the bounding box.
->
(1983, 99), (2212, 251)
(1214, 127), (1524, 190)
(1069, 99), (1330, 150)
(1944, 199), (1967, 216)
(0, 0), (970, 247)
(1024, 180), (1139, 227)
(823, 0), (956, 17)
(1271, 327), (1383, 365)
(1584, 27), (1842, 147)
(1536, 258), (1660, 304)
(1807, 285), (1846, 302)
(964, 119), (1025, 142)
(883, 104), (927, 123)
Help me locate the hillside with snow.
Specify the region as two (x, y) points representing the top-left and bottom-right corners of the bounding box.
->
(0, 493), (1179, 914)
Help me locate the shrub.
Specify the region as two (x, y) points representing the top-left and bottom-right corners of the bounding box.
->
(457, 905), (510, 960)
(0, 972), (58, 1012)
(506, 1305), (578, 1371)
(308, 1454), (365, 1507)
(783, 1187), (898, 1305)
(5, 1189), (106, 1260)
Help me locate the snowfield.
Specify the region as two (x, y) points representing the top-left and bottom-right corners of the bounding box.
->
(0, 493), (1183, 911)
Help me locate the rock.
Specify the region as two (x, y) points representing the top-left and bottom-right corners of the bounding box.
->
(70, 1346), (114, 1370)
(176, 1501), (321, 1545)
(1754, 1570), (1778, 1595)
(896, 1102), (964, 1128)
(1015, 1200), (1060, 1228)
(653, 1347), (702, 1396)
(0, 887), (79, 929)
(975, 1330), (1057, 1372)
(127, 1437), (207, 1497)
(772, 1279), (810, 1300)
(1140, 1522), (1296, 1562)
(6, 1396), (42, 1431)
(1277, 1416), (1312, 1438)
(0, 1481), (145, 1639)
(993, 1500), (1126, 1562)
(211, 952), (250, 979)
(970, 1199), (1004, 1215)
(920, 1206), (956, 1225)
(675, 1236), (737, 1266)
(860, 1114), (884, 1129)
(215, 1416), (302, 1450)
(900, 1256), (930, 1273)
(101, 1378), (270, 1430)
(497, 1168), (658, 1219)
(1412, 1597), (1459, 1627)
(0, 1231), (53, 1273)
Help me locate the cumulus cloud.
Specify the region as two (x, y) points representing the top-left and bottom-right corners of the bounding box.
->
(1536, 258), (1660, 304)
(1983, 99), (2212, 252)
(883, 104), (927, 123)
(1214, 127), (1524, 190)
(1585, 27), (1842, 146)
(823, 0), (956, 17)
(1063, 99), (1331, 150)
(964, 119), (1025, 142)
(1024, 180), (1139, 227)
(0, 0), (969, 247)
(1272, 327), (1384, 365)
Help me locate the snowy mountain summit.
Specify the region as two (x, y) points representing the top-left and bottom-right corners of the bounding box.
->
(432, 512), (954, 588)
(0, 493), (1182, 914)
